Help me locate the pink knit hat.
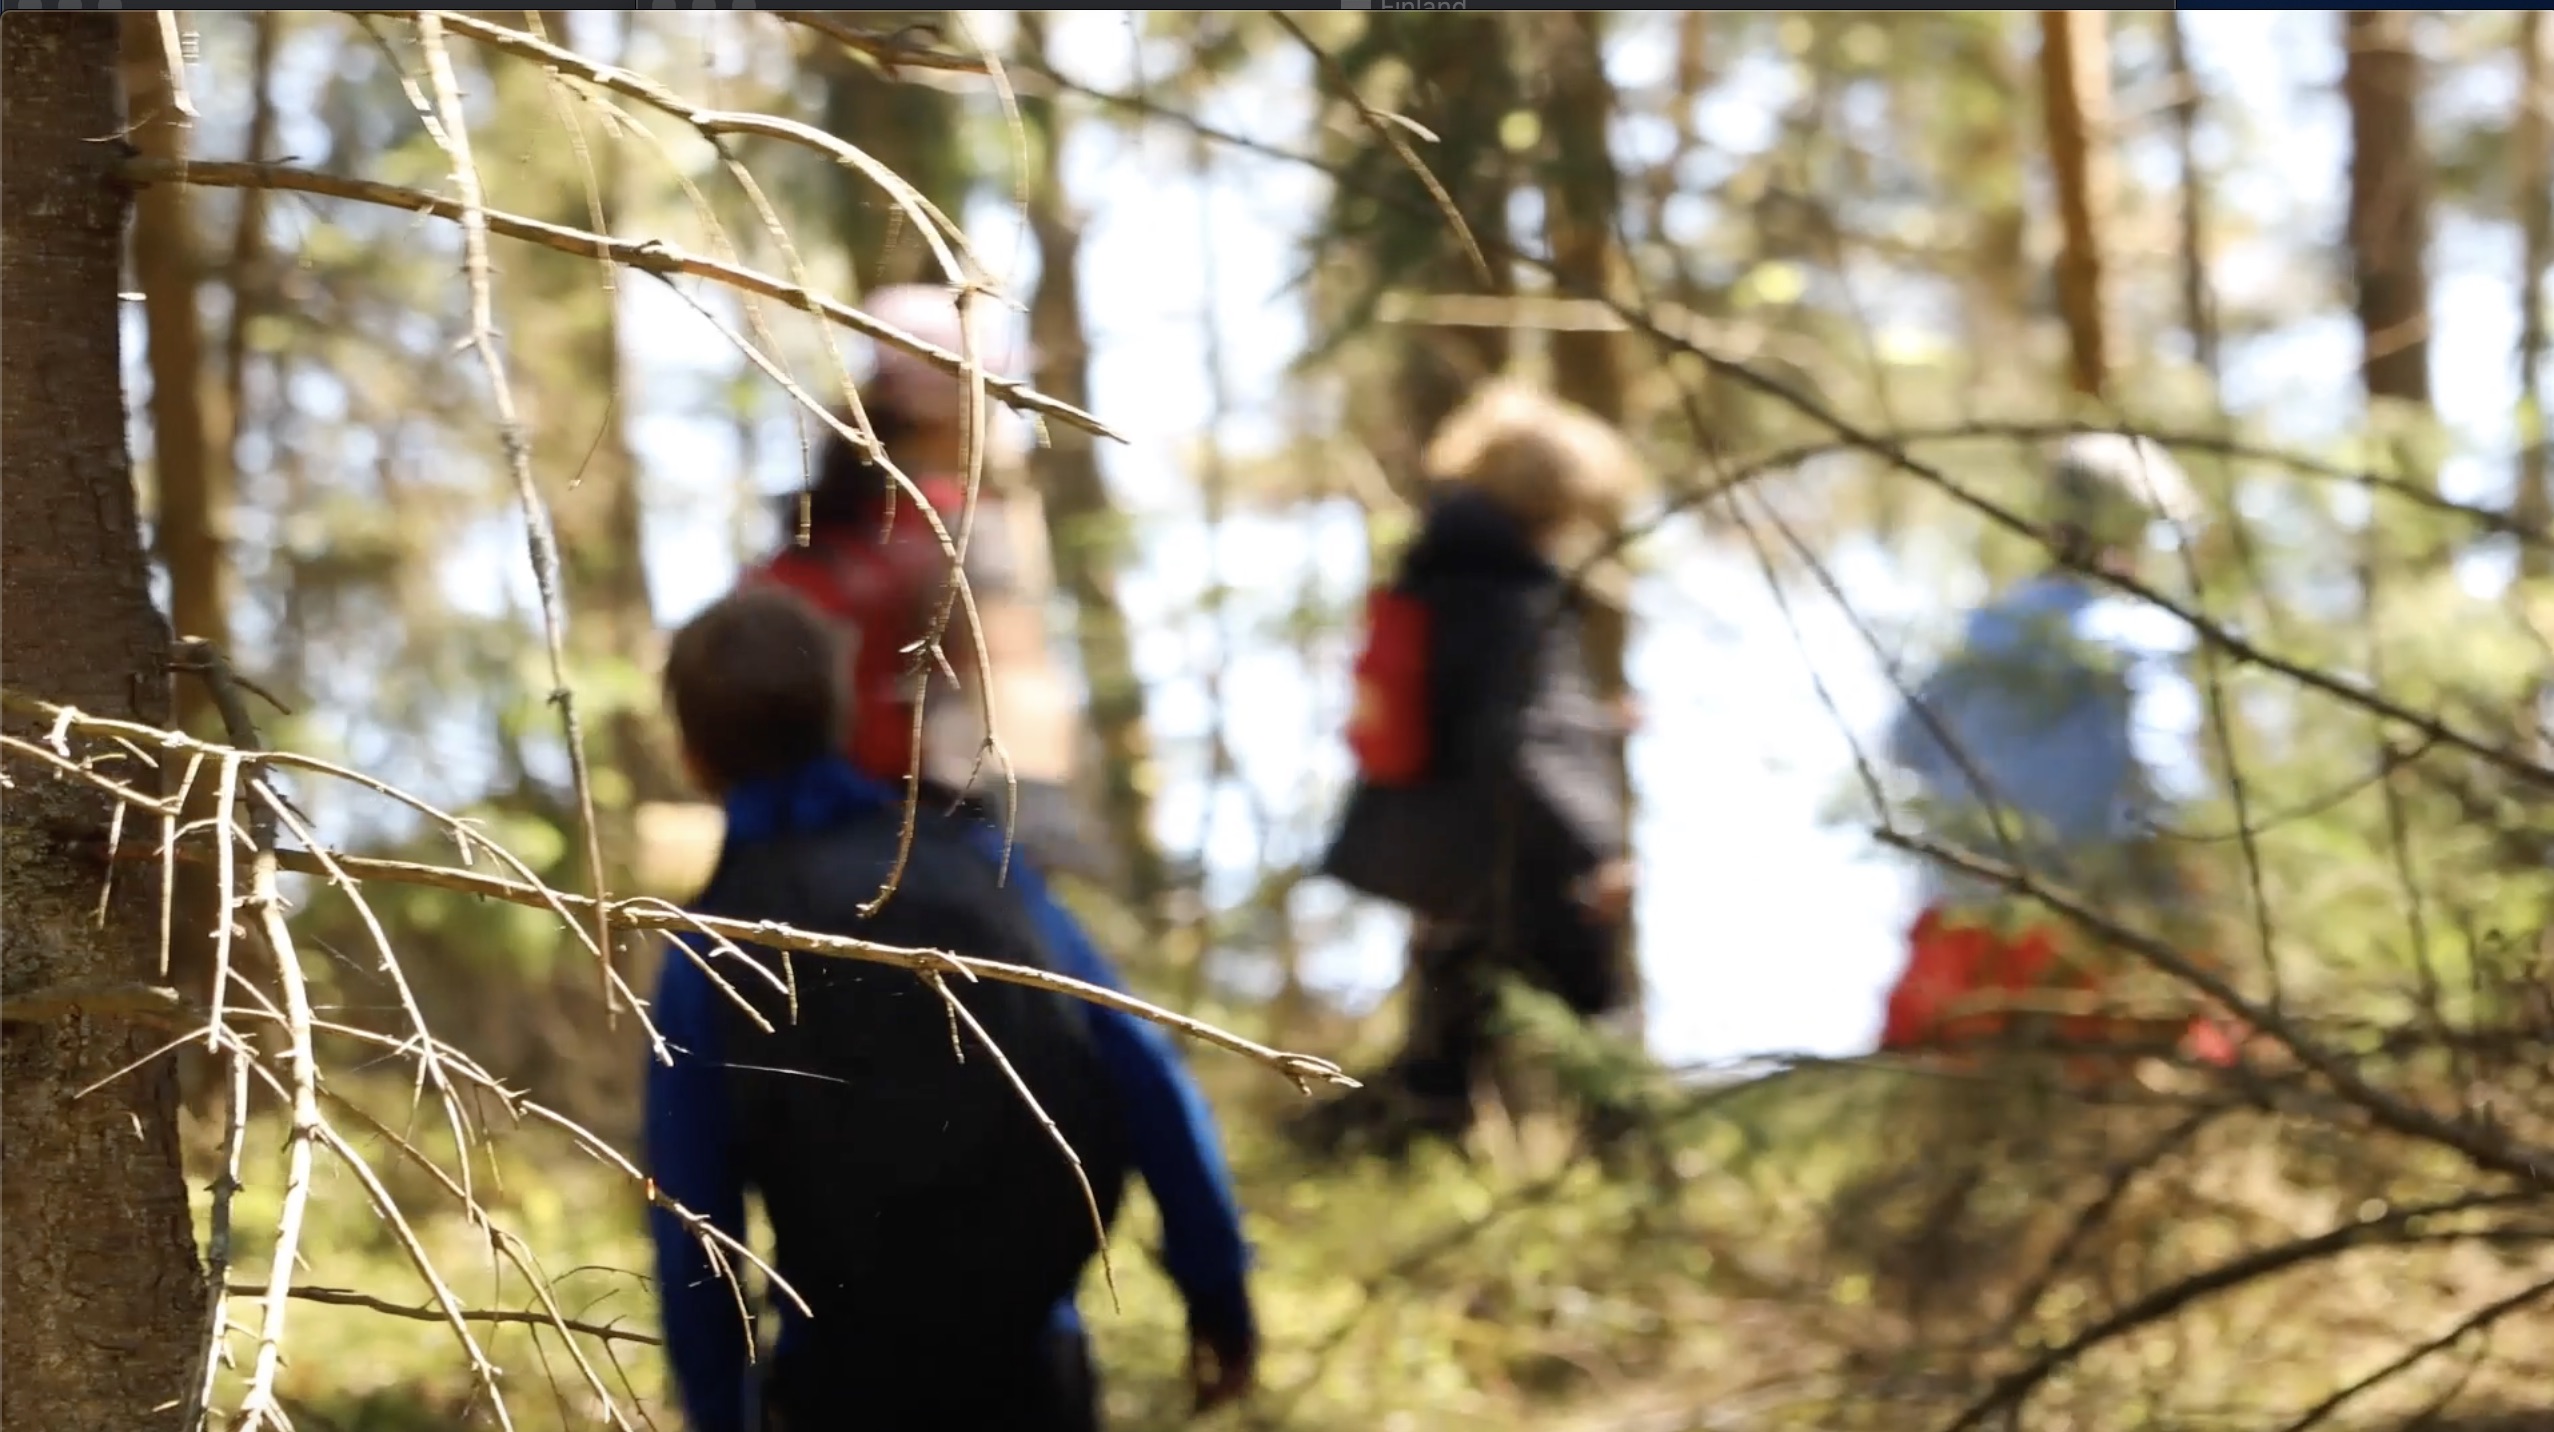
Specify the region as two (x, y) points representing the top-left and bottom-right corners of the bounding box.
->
(858, 284), (1033, 425)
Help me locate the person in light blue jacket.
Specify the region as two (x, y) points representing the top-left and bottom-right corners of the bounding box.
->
(1878, 435), (2235, 1068)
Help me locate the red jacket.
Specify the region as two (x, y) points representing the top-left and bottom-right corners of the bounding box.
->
(745, 476), (967, 784)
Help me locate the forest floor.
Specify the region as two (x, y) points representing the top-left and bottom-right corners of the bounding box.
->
(185, 995), (2554, 1432)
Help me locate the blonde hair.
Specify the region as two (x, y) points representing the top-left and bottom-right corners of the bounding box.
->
(1421, 379), (1643, 541)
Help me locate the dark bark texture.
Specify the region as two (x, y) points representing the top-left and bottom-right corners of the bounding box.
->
(2342, 9), (2435, 409)
(2, 15), (207, 1430)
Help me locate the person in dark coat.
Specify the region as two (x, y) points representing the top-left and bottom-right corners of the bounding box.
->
(1304, 380), (1646, 1155)
(643, 587), (1256, 1432)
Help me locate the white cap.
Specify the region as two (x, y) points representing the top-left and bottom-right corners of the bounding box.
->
(857, 284), (1032, 426)
(2049, 433), (2203, 549)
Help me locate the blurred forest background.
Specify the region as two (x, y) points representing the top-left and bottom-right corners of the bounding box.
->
(4, 8), (2551, 1431)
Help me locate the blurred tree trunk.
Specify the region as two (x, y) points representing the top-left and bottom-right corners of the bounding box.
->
(1536, 10), (1646, 1050)
(121, 13), (227, 732)
(1641, 13), (1709, 235)
(2162, 12), (2222, 392)
(2342, 10), (2435, 413)
(2, 17), (206, 1427)
(2516, 10), (2550, 763)
(2513, 9), (2550, 584)
(815, 10), (971, 289)
(1953, 15), (2032, 380)
(2343, 9), (2442, 590)
(120, 12), (241, 1114)
(218, 14), (279, 483)
(1019, 10), (1168, 923)
(1385, 17), (1518, 489)
(2037, 10), (2115, 400)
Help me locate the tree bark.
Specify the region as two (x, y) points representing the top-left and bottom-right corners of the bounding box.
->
(2162, 12), (2222, 392)
(2513, 9), (2551, 583)
(2037, 10), (2115, 400)
(814, 9), (972, 290)
(2, 17), (207, 1429)
(1536, 10), (1646, 1049)
(2342, 9), (2435, 410)
(218, 13), (280, 478)
(1019, 10), (1168, 921)
(1954, 14), (2032, 380)
(120, 12), (242, 1114)
(1384, 15), (1518, 487)
(120, 12), (227, 731)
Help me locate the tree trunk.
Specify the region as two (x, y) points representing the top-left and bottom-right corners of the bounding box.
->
(815, 10), (971, 290)
(1385, 15), (1518, 486)
(2513, 9), (2550, 584)
(1536, 11), (1646, 1050)
(2162, 12), (2222, 391)
(2, 17), (207, 1429)
(1019, 10), (1168, 922)
(120, 12), (241, 1115)
(2514, 9), (2551, 762)
(218, 13), (280, 479)
(1953, 14), (2032, 383)
(2342, 10), (2435, 411)
(1642, 13), (1709, 237)
(2037, 10), (2115, 400)
(120, 13), (227, 730)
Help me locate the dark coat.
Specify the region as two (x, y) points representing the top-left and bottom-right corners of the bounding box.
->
(648, 760), (1131, 1432)
(1321, 488), (1628, 963)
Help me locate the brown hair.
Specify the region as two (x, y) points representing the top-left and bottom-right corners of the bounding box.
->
(788, 401), (922, 532)
(1421, 379), (1644, 544)
(664, 586), (847, 792)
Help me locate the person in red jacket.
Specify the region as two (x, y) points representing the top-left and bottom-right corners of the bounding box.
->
(742, 284), (1089, 872)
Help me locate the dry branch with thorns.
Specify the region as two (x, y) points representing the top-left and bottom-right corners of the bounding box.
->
(0, 677), (1347, 1430)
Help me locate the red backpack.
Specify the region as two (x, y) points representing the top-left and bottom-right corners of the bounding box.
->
(750, 476), (966, 782)
(1344, 588), (1434, 786)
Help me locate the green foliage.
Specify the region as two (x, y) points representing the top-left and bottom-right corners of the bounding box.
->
(123, 11), (2554, 1430)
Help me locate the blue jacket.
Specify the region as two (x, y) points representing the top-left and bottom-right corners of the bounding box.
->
(644, 757), (1255, 1432)
(1885, 572), (2167, 910)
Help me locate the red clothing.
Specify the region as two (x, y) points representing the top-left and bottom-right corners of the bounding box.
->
(746, 477), (966, 784)
(1881, 906), (2239, 1077)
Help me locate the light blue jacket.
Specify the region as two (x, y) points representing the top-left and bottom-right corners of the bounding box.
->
(1886, 573), (2170, 910)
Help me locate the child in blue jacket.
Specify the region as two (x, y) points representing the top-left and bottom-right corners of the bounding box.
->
(645, 587), (1257, 1431)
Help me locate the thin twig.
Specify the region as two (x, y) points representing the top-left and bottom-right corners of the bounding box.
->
(2272, 1271), (2554, 1432)
(413, 15), (618, 1017)
(1269, 10), (1493, 288)
(223, 1282), (660, 1347)
(12, 706), (1351, 1089)
(771, 12), (989, 74)
(119, 156), (1117, 442)
(189, 1030), (257, 1430)
(1878, 829), (2554, 1189)
(927, 972), (1119, 1308)
(222, 773), (324, 1431)
(1935, 1192), (2543, 1432)
(157, 10), (200, 121)
(309, 1121), (519, 1430)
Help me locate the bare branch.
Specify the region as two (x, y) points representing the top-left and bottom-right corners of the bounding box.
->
(1269, 10), (1493, 288)
(225, 1282), (660, 1347)
(117, 157), (1119, 441)
(1879, 829), (2554, 1189)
